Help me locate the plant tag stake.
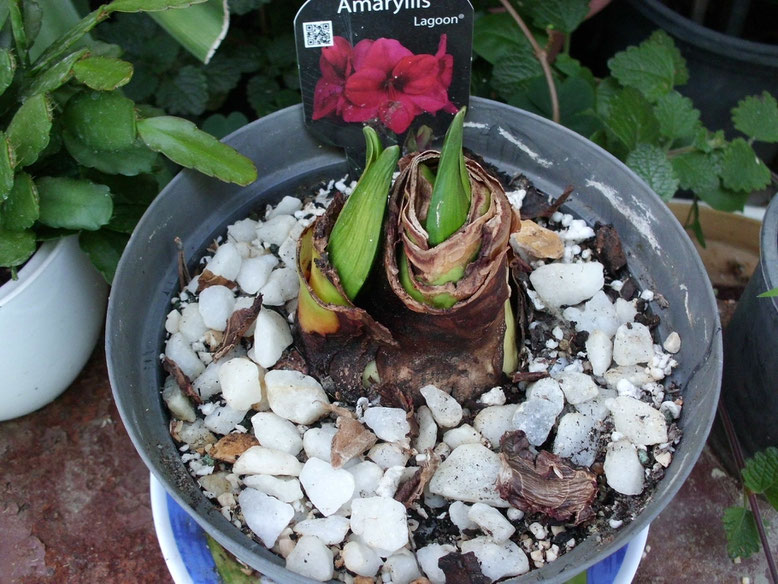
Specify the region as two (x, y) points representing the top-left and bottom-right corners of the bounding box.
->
(294, 0), (473, 157)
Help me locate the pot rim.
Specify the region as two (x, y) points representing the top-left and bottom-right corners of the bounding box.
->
(0, 237), (67, 307)
(629, 0), (778, 65)
(107, 98), (723, 584)
(760, 194), (778, 309)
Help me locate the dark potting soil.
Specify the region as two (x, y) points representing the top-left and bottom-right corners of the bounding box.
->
(661, 0), (778, 45)
(0, 268), (11, 288)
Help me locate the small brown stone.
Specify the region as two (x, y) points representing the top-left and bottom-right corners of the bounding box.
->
(210, 433), (259, 464)
(511, 220), (564, 260)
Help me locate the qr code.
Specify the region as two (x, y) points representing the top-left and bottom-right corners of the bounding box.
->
(303, 20), (334, 48)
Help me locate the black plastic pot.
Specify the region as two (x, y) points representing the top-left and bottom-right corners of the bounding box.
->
(106, 98), (722, 583)
(720, 194), (778, 457)
(581, 0), (778, 166)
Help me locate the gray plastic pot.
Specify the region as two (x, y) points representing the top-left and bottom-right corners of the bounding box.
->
(106, 98), (722, 583)
(720, 193), (778, 457)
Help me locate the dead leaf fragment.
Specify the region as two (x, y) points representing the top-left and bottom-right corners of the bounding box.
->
(330, 417), (377, 469)
(497, 430), (597, 525)
(197, 269), (238, 293)
(594, 224), (627, 276)
(511, 220), (564, 260)
(213, 295), (263, 361)
(438, 551), (490, 584)
(210, 433), (260, 464)
(394, 451), (440, 508)
(162, 356), (202, 404)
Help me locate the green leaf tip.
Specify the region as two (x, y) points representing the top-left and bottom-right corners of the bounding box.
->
(328, 132), (400, 300)
(425, 107), (471, 246)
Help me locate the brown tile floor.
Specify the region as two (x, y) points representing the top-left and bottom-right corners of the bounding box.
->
(1, 344), (775, 584)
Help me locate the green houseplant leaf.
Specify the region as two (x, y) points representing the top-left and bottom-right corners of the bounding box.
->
(607, 30), (687, 102)
(0, 135), (13, 201)
(2, 173), (39, 231)
(22, 48), (88, 99)
(731, 91), (778, 143)
(73, 56), (134, 90)
(137, 116), (256, 186)
(606, 87), (659, 151)
(0, 49), (17, 97)
(63, 90), (137, 151)
(626, 143), (679, 201)
(79, 228), (128, 283)
(149, 0), (229, 64)
(0, 228), (37, 267)
(37, 176), (113, 230)
(6, 93), (53, 168)
(654, 91), (702, 142)
(524, 0), (589, 34)
(62, 132), (159, 176)
(742, 447), (778, 509)
(723, 506), (760, 559)
(720, 138), (771, 193)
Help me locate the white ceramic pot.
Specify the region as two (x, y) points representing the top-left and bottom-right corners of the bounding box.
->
(0, 235), (108, 421)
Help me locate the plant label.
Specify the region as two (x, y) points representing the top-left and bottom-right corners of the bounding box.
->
(294, 0), (474, 152)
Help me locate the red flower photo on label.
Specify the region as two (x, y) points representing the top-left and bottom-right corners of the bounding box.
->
(312, 35), (456, 134)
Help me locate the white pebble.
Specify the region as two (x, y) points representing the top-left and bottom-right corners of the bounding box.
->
(660, 400), (682, 420)
(162, 377), (197, 422)
(603, 365), (654, 390)
(233, 445), (302, 476)
(612, 322), (655, 366)
(420, 385), (463, 428)
(507, 507), (524, 521)
(256, 214), (297, 246)
(350, 497), (409, 554)
(219, 357), (263, 411)
(527, 378), (565, 414)
(473, 404), (519, 447)
(460, 537), (530, 580)
(293, 516), (350, 545)
(267, 196), (303, 218)
(348, 461), (384, 498)
(604, 440), (645, 495)
(429, 444), (508, 507)
(554, 371), (599, 404)
(574, 388), (617, 422)
(616, 378), (642, 399)
(251, 411), (303, 455)
(238, 488), (293, 548)
(663, 331), (681, 354)
(206, 242), (242, 281)
(367, 443), (410, 469)
(563, 291), (620, 337)
(416, 543), (456, 584)
(198, 285), (235, 331)
(236, 254), (278, 295)
(178, 303), (208, 343)
(468, 503), (515, 543)
(285, 535), (334, 582)
(204, 404), (247, 435)
(227, 218), (258, 242)
(242, 474), (303, 503)
(586, 330), (613, 376)
(303, 424), (337, 462)
(165, 309), (180, 334)
(165, 332), (205, 380)
(553, 413), (598, 467)
(443, 424), (483, 450)
(342, 541), (382, 577)
(479, 387), (507, 406)
(363, 407), (411, 443)
(529, 522), (548, 540)
(193, 360), (226, 401)
(615, 298), (638, 324)
(414, 406), (438, 452)
(607, 396), (668, 446)
(248, 309), (292, 368)
(264, 370), (330, 424)
(449, 501), (477, 532)
(260, 267), (299, 306)
(529, 262), (604, 308)
(299, 458), (355, 516)
(382, 549), (422, 584)
(512, 399), (558, 446)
